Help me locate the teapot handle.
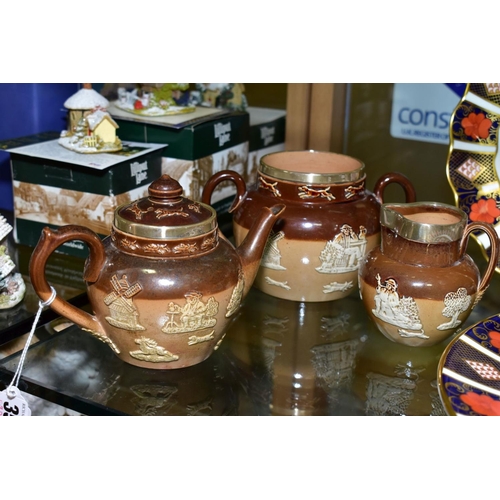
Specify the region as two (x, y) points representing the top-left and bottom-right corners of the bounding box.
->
(29, 225), (107, 335)
(460, 221), (500, 296)
(201, 170), (248, 213)
(373, 172), (417, 204)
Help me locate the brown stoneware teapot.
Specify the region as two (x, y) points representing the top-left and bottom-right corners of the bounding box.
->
(202, 150), (416, 302)
(29, 175), (285, 370)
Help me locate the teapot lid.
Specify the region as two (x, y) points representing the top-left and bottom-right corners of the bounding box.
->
(114, 175), (217, 239)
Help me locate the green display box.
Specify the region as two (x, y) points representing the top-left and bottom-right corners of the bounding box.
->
(109, 106), (250, 213)
(7, 138), (165, 258)
(247, 107), (286, 185)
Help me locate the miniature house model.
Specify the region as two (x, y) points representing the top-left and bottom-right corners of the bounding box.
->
(59, 84), (122, 153)
(86, 110), (119, 144)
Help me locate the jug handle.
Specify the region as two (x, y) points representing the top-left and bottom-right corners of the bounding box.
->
(460, 221), (499, 296)
(201, 170), (247, 213)
(29, 225), (107, 334)
(373, 172), (417, 204)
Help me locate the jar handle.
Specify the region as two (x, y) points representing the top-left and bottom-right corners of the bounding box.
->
(460, 221), (500, 295)
(29, 225), (107, 335)
(201, 170), (248, 213)
(373, 172), (417, 204)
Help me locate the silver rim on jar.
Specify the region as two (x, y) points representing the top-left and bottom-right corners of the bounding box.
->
(381, 201), (468, 243)
(259, 150), (365, 184)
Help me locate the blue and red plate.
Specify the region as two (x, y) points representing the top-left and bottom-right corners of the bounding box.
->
(446, 83), (500, 269)
(437, 314), (500, 415)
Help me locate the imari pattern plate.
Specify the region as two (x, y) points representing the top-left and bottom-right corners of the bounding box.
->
(446, 83), (500, 269)
(437, 314), (500, 415)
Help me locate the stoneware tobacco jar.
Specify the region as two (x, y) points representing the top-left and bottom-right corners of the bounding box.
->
(358, 201), (499, 347)
(29, 175), (285, 370)
(202, 150), (416, 302)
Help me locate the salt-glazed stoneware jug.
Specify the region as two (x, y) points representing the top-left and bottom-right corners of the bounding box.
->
(358, 201), (499, 347)
(202, 150), (416, 302)
(29, 174), (285, 370)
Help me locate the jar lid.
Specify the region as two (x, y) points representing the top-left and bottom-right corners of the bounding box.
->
(114, 175), (217, 239)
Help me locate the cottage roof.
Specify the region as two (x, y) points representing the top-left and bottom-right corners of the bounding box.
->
(86, 110), (118, 131)
(64, 88), (109, 110)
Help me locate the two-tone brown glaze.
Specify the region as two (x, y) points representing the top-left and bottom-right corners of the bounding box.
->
(203, 150), (416, 302)
(29, 175), (285, 370)
(358, 202), (500, 347)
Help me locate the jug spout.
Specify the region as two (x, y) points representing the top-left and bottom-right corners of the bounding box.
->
(236, 204), (285, 297)
(381, 201), (468, 244)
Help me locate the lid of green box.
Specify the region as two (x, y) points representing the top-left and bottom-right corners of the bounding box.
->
(114, 174), (217, 239)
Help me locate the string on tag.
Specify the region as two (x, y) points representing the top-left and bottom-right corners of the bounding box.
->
(6, 286), (57, 399)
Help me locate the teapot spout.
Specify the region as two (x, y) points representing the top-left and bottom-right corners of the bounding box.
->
(236, 204), (285, 297)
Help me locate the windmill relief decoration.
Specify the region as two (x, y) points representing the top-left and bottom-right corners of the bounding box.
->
(104, 274), (145, 331)
(316, 224), (367, 274)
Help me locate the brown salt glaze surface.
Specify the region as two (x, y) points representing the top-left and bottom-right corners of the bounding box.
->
(360, 246), (481, 300)
(248, 232), (380, 302)
(404, 212), (461, 225)
(28, 175), (286, 369)
(359, 202), (500, 347)
(263, 150), (362, 174)
(234, 191), (382, 241)
(116, 175), (214, 232)
(202, 154), (416, 303)
(380, 227), (462, 266)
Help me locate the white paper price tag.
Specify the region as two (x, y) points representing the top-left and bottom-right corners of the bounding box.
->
(0, 387), (31, 416)
(1, 286), (56, 417)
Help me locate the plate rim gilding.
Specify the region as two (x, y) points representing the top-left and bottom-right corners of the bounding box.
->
(437, 312), (500, 416)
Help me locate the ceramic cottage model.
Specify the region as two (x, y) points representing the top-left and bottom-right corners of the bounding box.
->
(59, 84), (122, 154)
(113, 83), (196, 117)
(189, 83), (248, 111)
(203, 150), (416, 302)
(0, 216), (25, 309)
(29, 175), (285, 370)
(358, 202), (500, 347)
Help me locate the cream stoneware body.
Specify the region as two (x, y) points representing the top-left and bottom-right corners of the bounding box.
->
(29, 175), (285, 370)
(203, 150), (416, 302)
(358, 201), (499, 347)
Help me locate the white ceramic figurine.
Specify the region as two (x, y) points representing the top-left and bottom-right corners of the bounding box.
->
(0, 216), (25, 309)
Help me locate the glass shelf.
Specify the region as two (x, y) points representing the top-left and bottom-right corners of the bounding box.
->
(1, 206), (498, 416)
(1, 272), (497, 416)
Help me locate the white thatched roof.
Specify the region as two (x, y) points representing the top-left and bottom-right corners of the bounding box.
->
(64, 88), (109, 110)
(86, 110), (118, 130)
